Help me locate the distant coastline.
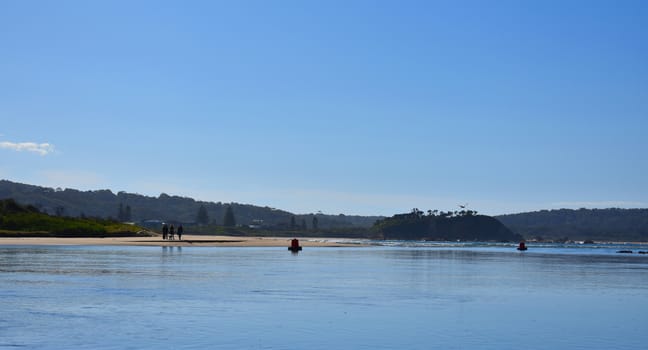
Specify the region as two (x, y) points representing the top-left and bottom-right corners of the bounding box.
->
(2, 180), (648, 242)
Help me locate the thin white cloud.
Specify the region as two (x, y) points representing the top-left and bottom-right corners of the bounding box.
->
(0, 141), (55, 156)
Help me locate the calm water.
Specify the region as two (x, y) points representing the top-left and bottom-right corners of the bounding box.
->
(1, 243), (647, 349)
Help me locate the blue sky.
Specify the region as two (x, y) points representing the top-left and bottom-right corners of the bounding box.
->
(1, 0), (647, 216)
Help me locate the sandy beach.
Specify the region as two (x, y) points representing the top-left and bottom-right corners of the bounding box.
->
(0, 235), (362, 247)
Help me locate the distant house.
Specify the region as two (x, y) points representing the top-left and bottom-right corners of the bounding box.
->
(248, 219), (264, 229)
(140, 219), (164, 229)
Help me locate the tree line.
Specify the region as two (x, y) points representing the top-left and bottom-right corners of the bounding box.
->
(407, 208), (479, 218)
(196, 204), (236, 227)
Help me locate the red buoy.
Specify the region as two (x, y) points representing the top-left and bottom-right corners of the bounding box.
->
(289, 238), (302, 251)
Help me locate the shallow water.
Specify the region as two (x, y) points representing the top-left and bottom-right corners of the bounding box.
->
(1, 245), (647, 349)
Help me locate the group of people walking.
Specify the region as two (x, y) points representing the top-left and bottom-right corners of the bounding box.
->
(162, 223), (183, 240)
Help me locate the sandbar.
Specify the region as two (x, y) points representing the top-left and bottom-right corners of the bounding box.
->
(0, 235), (362, 247)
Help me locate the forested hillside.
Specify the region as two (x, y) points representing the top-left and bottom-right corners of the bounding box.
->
(0, 180), (381, 229)
(497, 208), (648, 241)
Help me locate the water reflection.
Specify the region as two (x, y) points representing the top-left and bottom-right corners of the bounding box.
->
(1, 246), (647, 349)
(161, 246), (182, 255)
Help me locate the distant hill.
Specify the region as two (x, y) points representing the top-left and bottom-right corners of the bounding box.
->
(373, 210), (522, 242)
(496, 208), (648, 242)
(0, 180), (381, 229)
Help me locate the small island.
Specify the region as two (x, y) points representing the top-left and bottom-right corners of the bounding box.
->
(372, 208), (522, 242)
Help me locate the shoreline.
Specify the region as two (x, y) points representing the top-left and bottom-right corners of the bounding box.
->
(1, 235), (645, 248)
(0, 234), (363, 247)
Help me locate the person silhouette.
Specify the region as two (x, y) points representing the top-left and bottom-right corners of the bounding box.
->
(169, 224), (175, 240)
(177, 225), (183, 240)
(162, 223), (168, 240)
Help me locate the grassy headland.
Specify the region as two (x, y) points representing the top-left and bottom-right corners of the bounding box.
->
(0, 198), (148, 237)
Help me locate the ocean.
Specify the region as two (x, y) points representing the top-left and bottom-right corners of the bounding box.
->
(1, 242), (647, 349)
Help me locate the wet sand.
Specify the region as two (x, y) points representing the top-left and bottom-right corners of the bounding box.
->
(0, 235), (361, 247)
